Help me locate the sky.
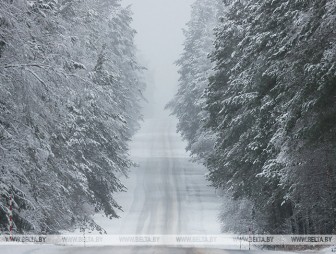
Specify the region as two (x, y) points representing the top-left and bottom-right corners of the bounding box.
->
(122, 0), (195, 117)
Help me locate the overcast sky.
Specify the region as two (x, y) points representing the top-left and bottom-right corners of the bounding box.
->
(122, 0), (195, 117)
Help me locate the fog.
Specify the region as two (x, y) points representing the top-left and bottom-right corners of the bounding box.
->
(122, 0), (195, 117)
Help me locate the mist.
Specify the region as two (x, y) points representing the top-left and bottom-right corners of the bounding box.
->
(122, 0), (195, 117)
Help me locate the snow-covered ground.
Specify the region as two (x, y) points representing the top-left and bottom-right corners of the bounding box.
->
(94, 112), (221, 235)
(1, 244), (320, 254)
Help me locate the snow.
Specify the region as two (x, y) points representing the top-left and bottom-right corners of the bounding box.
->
(93, 112), (221, 235)
(0, 244), (306, 254)
(1, 245), (67, 254)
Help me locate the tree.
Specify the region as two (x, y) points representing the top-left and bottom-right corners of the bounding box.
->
(0, 0), (145, 233)
(206, 0), (336, 233)
(167, 0), (222, 163)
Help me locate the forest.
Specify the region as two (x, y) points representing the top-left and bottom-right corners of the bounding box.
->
(169, 0), (336, 234)
(0, 0), (335, 236)
(0, 0), (144, 233)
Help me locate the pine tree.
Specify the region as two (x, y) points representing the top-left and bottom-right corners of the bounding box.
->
(0, 0), (145, 233)
(206, 0), (336, 233)
(167, 0), (222, 162)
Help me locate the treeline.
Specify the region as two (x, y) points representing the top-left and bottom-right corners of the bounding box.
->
(169, 0), (336, 234)
(0, 0), (144, 233)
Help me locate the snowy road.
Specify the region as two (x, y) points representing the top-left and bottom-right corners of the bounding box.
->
(94, 113), (221, 234)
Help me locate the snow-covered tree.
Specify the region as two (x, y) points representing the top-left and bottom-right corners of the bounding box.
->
(167, 0), (222, 163)
(206, 0), (336, 233)
(0, 0), (144, 233)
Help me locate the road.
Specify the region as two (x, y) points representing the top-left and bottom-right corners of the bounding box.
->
(94, 113), (221, 235)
